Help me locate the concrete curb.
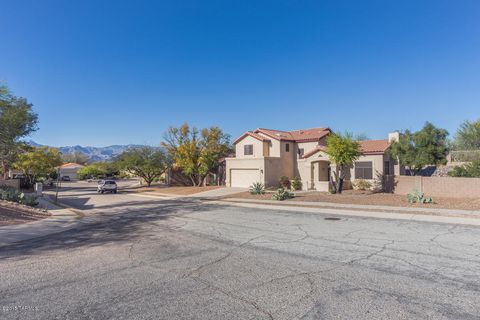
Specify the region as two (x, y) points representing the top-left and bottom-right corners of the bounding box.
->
(222, 198), (480, 217)
(0, 197), (84, 248)
(214, 199), (480, 226)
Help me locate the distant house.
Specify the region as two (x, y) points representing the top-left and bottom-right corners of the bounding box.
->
(225, 127), (403, 191)
(58, 163), (85, 180)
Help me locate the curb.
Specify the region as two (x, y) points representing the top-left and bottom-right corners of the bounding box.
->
(213, 199), (480, 227)
(221, 198), (480, 217)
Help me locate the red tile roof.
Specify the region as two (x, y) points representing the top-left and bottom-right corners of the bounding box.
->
(359, 140), (391, 155)
(59, 162), (85, 168)
(302, 145), (328, 158)
(233, 131), (271, 144)
(303, 140), (391, 158)
(234, 127), (331, 144)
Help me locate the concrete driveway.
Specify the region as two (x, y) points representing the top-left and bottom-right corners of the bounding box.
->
(1, 183), (480, 319)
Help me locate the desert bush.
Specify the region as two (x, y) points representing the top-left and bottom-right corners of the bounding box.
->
(18, 193), (39, 206)
(249, 182), (265, 195)
(352, 179), (372, 191)
(448, 160), (480, 178)
(407, 189), (433, 204)
(278, 176), (291, 189)
(0, 186), (19, 202)
(0, 186), (38, 206)
(272, 188), (294, 201)
(291, 177), (302, 191)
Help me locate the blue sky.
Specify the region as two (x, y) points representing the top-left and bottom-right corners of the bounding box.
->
(1, 0), (479, 147)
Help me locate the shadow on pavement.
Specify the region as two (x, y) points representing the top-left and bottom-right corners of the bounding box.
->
(0, 199), (224, 259)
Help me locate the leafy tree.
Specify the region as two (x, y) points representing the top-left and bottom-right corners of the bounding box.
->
(0, 85), (38, 179)
(448, 160), (480, 178)
(62, 152), (89, 165)
(390, 122), (448, 176)
(115, 147), (168, 187)
(77, 164), (107, 180)
(13, 146), (62, 187)
(326, 133), (362, 194)
(451, 119), (480, 150)
(162, 123), (231, 186)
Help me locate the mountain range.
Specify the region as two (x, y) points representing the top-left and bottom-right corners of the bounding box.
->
(28, 141), (146, 162)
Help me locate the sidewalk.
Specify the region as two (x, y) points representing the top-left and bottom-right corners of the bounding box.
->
(215, 198), (480, 226)
(0, 197), (82, 248)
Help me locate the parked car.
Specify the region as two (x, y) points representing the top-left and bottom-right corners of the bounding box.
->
(61, 176), (71, 181)
(97, 180), (118, 194)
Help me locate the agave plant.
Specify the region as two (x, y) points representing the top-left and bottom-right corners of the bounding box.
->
(249, 182), (265, 195)
(407, 189), (433, 204)
(272, 188), (294, 201)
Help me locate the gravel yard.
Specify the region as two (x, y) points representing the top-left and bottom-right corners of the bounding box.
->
(0, 200), (50, 226)
(230, 190), (480, 211)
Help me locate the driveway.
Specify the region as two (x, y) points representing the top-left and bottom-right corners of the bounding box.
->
(1, 184), (480, 319)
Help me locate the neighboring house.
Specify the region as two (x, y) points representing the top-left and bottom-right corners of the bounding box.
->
(225, 127), (403, 191)
(58, 163), (85, 180)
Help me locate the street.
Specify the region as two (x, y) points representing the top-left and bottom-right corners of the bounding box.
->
(1, 183), (480, 319)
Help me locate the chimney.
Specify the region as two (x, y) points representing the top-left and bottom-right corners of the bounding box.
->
(388, 131), (400, 143)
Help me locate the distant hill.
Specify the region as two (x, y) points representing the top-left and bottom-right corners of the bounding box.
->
(27, 141), (147, 162)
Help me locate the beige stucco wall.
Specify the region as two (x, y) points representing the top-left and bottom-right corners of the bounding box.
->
(393, 176), (480, 198)
(235, 136), (265, 158)
(297, 151), (330, 191)
(296, 142), (319, 154)
(268, 139), (281, 157)
(263, 157), (284, 187)
(278, 141), (295, 178)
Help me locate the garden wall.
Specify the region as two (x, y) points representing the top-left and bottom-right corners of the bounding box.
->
(388, 175), (480, 198)
(0, 179), (20, 190)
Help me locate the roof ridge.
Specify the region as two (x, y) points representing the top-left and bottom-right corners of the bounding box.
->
(287, 126), (328, 133)
(256, 128), (289, 133)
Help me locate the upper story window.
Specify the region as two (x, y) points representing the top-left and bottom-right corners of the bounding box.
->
(244, 144), (253, 156)
(285, 143), (290, 152)
(298, 148), (304, 158)
(355, 161), (373, 179)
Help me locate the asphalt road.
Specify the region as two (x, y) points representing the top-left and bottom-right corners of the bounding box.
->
(1, 182), (480, 319)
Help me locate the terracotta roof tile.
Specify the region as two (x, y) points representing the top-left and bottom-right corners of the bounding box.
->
(233, 131), (271, 144)
(59, 163), (85, 168)
(243, 127), (331, 143)
(359, 140), (391, 154)
(302, 145), (327, 158)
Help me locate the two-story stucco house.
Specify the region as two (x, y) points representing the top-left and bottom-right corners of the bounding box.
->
(225, 127), (403, 191)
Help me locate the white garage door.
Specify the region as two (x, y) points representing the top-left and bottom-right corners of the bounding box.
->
(230, 169), (260, 188)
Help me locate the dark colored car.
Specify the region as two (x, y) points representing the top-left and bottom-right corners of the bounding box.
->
(61, 176), (71, 181)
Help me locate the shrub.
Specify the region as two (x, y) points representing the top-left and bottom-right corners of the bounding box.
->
(0, 186), (38, 207)
(448, 160), (480, 178)
(352, 179), (372, 191)
(272, 188), (294, 201)
(18, 193), (39, 206)
(0, 186), (19, 202)
(407, 189), (433, 204)
(249, 182), (265, 195)
(291, 177), (302, 191)
(278, 176), (291, 190)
